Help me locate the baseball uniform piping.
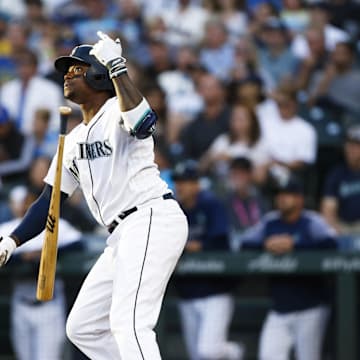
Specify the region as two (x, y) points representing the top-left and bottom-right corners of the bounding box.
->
(85, 111), (106, 226)
(133, 207), (153, 359)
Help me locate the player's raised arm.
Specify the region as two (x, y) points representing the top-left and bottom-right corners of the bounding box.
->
(90, 31), (157, 139)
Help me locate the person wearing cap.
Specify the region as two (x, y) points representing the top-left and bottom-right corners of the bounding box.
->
(242, 176), (337, 360)
(224, 157), (268, 251)
(321, 125), (360, 242)
(172, 159), (244, 360)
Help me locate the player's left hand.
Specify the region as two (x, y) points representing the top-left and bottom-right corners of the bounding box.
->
(0, 236), (17, 267)
(90, 31), (126, 68)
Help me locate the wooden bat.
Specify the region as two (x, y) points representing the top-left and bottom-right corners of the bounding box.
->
(36, 106), (72, 301)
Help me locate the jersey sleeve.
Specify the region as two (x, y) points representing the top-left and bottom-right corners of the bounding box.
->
(43, 149), (79, 196)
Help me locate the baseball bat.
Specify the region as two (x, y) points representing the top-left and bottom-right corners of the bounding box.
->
(36, 106), (72, 301)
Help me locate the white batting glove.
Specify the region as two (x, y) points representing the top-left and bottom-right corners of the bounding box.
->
(0, 236), (17, 267)
(90, 31), (127, 78)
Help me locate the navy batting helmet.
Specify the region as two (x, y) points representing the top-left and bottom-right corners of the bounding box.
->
(54, 45), (114, 93)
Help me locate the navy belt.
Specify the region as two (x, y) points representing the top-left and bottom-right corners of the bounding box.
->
(108, 193), (174, 234)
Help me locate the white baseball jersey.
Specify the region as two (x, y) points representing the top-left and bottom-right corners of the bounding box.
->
(44, 97), (169, 226)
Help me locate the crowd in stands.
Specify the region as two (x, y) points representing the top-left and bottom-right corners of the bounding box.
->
(1, 0), (360, 359)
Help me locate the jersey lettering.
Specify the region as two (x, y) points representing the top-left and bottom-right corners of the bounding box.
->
(77, 140), (113, 160)
(69, 159), (80, 182)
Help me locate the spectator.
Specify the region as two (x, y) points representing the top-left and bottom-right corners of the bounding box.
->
(309, 40), (360, 118)
(72, 0), (119, 44)
(257, 17), (300, 91)
(321, 125), (360, 239)
(179, 73), (230, 160)
(159, 0), (210, 48)
(199, 17), (236, 81)
(0, 104), (35, 185)
(116, 0), (149, 65)
(280, 0), (310, 35)
(203, 0), (248, 44)
(295, 26), (329, 93)
(247, 2), (279, 43)
(229, 75), (279, 131)
(229, 36), (259, 83)
(0, 47), (63, 136)
(200, 104), (270, 184)
(32, 108), (57, 158)
(144, 37), (175, 83)
(242, 176), (337, 360)
(4, 185), (82, 360)
(172, 159), (244, 360)
(291, 1), (349, 60)
(224, 157), (268, 251)
(157, 45), (203, 125)
(266, 88), (317, 183)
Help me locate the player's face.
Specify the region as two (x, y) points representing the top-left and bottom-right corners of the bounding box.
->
(275, 192), (303, 216)
(63, 63), (93, 103)
(174, 180), (199, 204)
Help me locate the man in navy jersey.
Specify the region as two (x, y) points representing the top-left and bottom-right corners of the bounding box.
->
(242, 176), (337, 360)
(321, 125), (360, 243)
(172, 159), (244, 360)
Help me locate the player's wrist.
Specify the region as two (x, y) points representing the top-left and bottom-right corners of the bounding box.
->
(107, 57), (127, 79)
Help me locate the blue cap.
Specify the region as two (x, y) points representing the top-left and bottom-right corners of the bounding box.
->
(275, 176), (304, 194)
(0, 105), (9, 124)
(172, 160), (199, 181)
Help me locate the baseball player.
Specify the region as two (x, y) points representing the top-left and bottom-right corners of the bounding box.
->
(0, 31), (188, 359)
(242, 176), (337, 360)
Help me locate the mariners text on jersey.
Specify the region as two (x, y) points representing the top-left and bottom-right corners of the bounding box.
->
(77, 140), (113, 160)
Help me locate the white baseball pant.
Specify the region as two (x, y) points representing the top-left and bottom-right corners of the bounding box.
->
(259, 305), (330, 360)
(11, 281), (66, 360)
(179, 293), (244, 360)
(66, 198), (188, 359)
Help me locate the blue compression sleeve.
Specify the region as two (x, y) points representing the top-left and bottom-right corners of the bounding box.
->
(11, 184), (68, 246)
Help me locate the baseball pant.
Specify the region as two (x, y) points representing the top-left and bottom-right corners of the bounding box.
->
(11, 283), (66, 360)
(259, 305), (330, 360)
(179, 293), (244, 360)
(66, 198), (188, 359)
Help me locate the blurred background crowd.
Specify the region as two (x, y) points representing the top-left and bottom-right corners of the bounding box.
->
(1, 0), (360, 359)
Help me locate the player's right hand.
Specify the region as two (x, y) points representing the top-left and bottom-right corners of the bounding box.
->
(0, 236), (17, 267)
(90, 31), (126, 68)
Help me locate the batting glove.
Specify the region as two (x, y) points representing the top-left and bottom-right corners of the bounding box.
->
(0, 236), (17, 267)
(90, 31), (127, 79)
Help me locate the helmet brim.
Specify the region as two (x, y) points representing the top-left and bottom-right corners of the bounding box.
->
(54, 55), (91, 74)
